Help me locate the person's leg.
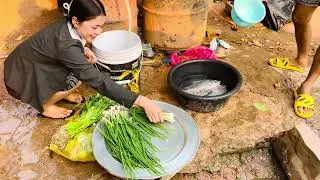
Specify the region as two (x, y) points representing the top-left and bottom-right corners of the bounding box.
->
(297, 46), (320, 94)
(292, 4), (317, 68)
(42, 81), (83, 118)
(295, 46), (320, 116)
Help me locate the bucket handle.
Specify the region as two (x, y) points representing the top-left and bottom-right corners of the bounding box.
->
(138, 51), (143, 71)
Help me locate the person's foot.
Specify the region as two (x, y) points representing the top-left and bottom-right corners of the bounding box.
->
(296, 82), (312, 95)
(42, 105), (73, 119)
(293, 55), (309, 69)
(64, 93), (84, 104)
(295, 85), (313, 116)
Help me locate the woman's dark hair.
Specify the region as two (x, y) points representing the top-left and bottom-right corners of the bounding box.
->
(64, 0), (106, 22)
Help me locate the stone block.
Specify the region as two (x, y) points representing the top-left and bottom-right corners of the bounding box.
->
(272, 122), (320, 180)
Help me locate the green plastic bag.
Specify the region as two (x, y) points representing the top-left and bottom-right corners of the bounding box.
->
(49, 125), (95, 162)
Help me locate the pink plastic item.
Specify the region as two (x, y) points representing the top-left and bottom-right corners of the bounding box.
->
(169, 46), (217, 66)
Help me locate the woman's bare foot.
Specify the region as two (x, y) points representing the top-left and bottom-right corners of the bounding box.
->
(64, 93), (84, 104)
(42, 105), (73, 119)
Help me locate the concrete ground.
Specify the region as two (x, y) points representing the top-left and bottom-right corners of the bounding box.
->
(0, 2), (319, 180)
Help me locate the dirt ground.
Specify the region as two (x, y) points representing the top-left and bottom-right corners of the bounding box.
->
(0, 2), (319, 180)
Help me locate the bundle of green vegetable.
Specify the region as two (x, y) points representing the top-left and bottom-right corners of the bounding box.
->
(98, 105), (170, 179)
(66, 94), (115, 137)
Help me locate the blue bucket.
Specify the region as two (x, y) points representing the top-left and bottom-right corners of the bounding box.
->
(231, 0), (266, 28)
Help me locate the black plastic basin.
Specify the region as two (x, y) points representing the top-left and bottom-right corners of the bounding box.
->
(168, 60), (242, 112)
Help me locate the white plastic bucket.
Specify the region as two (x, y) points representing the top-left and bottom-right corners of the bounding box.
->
(92, 30), (143, 84)
(92, 30), (142, 65)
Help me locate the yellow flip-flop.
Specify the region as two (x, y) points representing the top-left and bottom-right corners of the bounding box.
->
(293, 89), (315, 119)
(269, 57), (305, 73)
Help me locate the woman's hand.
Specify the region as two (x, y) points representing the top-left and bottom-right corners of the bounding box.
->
(134, 96), (163, 123)
(84, 47), (97, 64)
